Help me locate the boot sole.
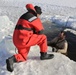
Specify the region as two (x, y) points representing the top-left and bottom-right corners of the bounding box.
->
(6, 59), (13, 72)
(40, 55), (54, 60)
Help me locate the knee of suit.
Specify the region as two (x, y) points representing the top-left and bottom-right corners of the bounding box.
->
(14, 54), (26, 62)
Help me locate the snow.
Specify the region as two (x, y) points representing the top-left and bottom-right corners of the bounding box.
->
(0, 0), (76, 75)
(50, 15), (76, 30)
(0, 0), (76, 8)
(0, 36), (76, 75)
(0, 16), (14, 42)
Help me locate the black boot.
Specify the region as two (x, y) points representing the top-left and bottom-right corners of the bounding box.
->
(6, 56), (17, 72)
(40, 52), (54, 60)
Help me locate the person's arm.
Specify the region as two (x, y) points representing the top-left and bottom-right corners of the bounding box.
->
(31, 18), (44, 34)
(48, 37), (58, 46)
(57, 41), (68, 54)
(50, 37), (58, 43)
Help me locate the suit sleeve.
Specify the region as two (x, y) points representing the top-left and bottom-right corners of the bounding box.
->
(30, 18), (44, 34)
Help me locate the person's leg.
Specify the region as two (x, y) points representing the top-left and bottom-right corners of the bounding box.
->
(37, 34), (48, 52)
(25, 34), (54, 60)
(25, 34), (47, 52)
(37, 35), (54, 60)
(6, 47), (30, 72)
(14, 47), (30, 62)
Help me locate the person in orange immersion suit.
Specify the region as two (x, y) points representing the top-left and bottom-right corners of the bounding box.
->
(6, 4), (54, 72)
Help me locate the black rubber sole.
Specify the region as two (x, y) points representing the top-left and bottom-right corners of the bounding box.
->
(6, 59), (13, 72)
(40, 54), (54, 60)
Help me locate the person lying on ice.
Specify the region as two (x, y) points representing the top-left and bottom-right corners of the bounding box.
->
(6, 4), (54, 72)
(48, 31), (68, 55)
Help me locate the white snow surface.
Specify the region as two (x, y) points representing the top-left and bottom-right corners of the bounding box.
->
(0, 35), (76, 75)
(0, 0), (76, 75)
(0, 16), (14, 42)
(0, 0), (76, 8)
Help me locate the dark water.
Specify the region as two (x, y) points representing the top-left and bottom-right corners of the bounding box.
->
(43, 21), (63, 40)
(43, 21), (76, 61)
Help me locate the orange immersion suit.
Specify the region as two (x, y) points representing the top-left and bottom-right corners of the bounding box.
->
(13, 4), (48, 62)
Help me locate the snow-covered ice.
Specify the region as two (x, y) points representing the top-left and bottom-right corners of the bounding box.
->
(0, 0), (76, 75)
(0, 16), (14, 42)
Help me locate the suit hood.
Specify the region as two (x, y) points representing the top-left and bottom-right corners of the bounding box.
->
(26, 4), (36, 12)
